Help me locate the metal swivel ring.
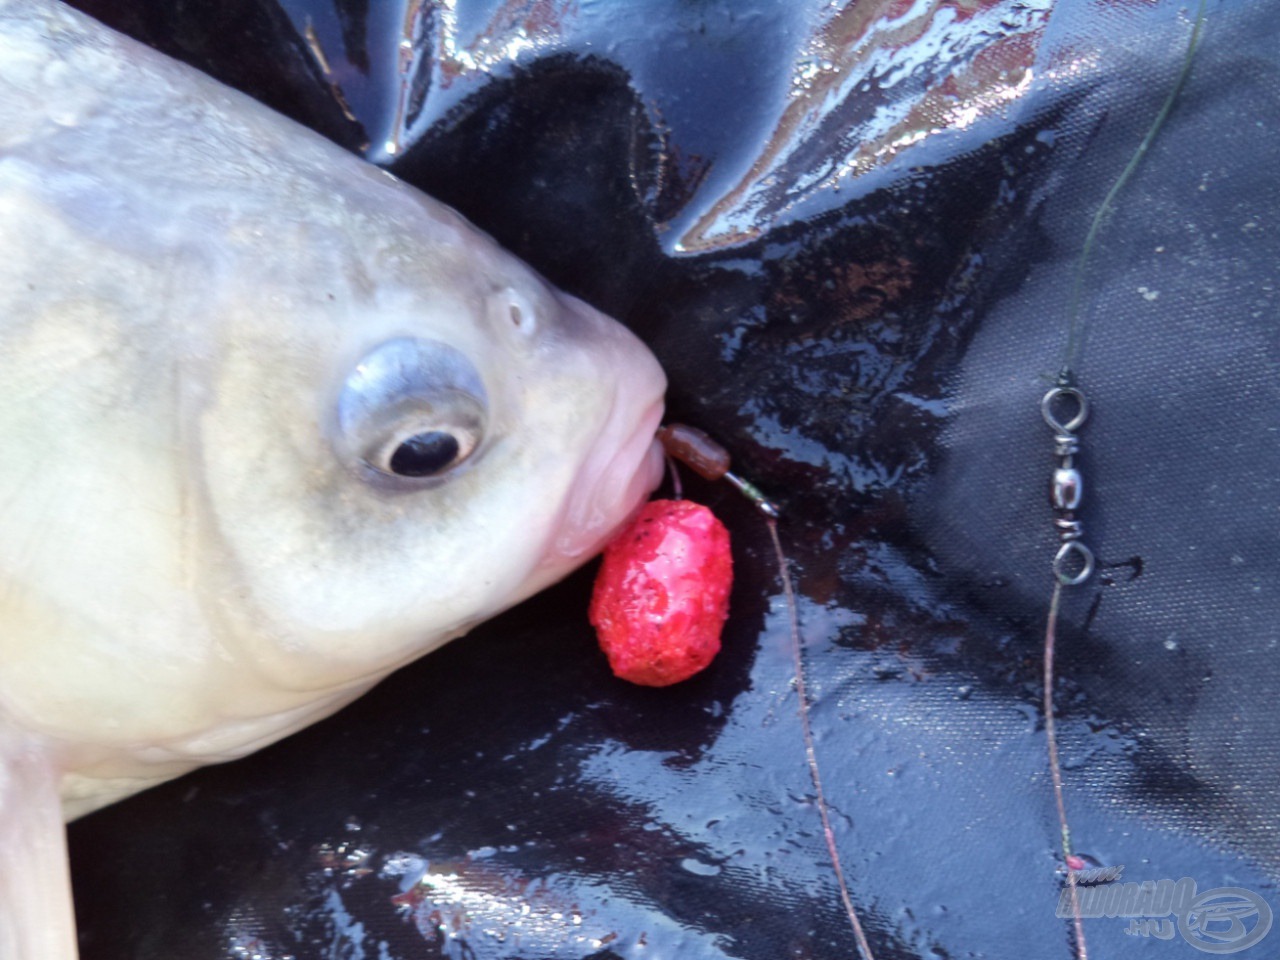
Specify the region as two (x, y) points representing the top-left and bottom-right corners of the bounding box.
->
(1053, 539), (1095, 587)
(1041, 386), (1089, 435)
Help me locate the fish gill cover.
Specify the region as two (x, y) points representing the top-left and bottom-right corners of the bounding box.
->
(65, 0), (1279, 958)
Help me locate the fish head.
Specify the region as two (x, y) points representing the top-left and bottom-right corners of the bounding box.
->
(0, 0), (666, 806)
(0, 5), (671, 937)
(197, 188), (667, 689)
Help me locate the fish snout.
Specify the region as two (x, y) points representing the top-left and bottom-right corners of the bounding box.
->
(550, 297), (667, 564)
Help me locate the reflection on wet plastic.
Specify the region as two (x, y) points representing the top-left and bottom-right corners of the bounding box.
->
(232, 0), (1058, 250)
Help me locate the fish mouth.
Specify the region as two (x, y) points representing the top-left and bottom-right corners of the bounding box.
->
(552, 397), (666, 563)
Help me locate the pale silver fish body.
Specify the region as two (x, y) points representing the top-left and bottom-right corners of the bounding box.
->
(0, 3), (666, 956)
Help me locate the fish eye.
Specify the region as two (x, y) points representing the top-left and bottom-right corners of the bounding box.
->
(390, 431), (461, 477)
(370, 425), (480, 479)
(335, 338), (488, 486)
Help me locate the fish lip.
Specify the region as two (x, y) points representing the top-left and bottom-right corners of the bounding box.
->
(552, 397), (666, 563)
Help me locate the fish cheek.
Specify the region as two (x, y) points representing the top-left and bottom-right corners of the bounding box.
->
(198, 382), (519, 686)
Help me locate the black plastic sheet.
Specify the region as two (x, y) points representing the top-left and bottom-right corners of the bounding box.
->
(65, 1), (1279, 957)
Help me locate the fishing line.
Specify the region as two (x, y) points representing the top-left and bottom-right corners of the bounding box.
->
(1043, 579), (1089, 958)
(1059, 0), (1209, 378)
(766, 518), (878, 960)
(1042, 3), (1207, 957)
(659, 424), (875, 957)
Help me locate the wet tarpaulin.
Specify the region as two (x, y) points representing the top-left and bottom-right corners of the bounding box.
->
(65, 0), (1279, 957)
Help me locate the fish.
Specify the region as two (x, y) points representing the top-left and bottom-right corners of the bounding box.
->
(0, 2), (666, 956)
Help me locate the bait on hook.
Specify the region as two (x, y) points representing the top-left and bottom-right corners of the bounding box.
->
(589, 497), (733, 687)
(587, 424), (775, 689)
(589, 423), (877, 959)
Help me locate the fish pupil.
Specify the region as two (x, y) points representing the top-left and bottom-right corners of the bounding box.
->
(389, 431), (460, 477)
